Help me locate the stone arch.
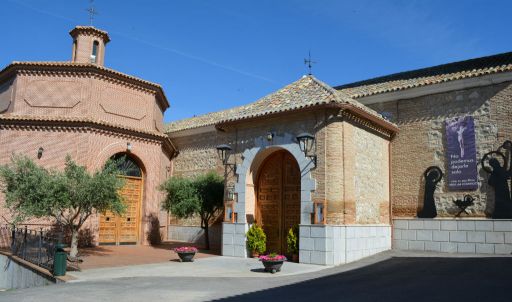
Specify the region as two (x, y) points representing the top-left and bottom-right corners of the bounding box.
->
(234, 132), (316, 225)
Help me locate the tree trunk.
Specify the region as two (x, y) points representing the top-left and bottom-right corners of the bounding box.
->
(70, 229), (79, 258)
(203, 223), (210, 250)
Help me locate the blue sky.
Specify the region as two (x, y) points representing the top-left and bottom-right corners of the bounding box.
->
(2, 0), (511, 123)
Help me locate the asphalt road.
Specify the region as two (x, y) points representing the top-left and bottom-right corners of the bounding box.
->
(2, 255), (512, 302)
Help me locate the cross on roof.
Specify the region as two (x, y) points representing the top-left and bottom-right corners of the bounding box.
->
(85, 0), (98, 26)
(304, 51), (316, 75)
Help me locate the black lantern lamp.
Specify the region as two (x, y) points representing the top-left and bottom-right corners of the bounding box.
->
(296, 132), (317, 167)
(216, 144), (232, 165)
(37, 147), (44, 159)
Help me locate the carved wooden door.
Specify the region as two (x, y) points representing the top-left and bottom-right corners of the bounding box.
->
(99, 176), (142, 245)
(281, 152), (301, 253)
(257, 151), (300, 254)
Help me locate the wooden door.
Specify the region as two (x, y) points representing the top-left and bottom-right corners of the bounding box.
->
(99, 176), (142, 245)
(281, 152), (301, 253)
(257, 151), (300, 254)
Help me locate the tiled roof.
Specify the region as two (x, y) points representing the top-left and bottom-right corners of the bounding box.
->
(335, 51), (512, 98)
(0, 114), (167, 138)
(0, 61), (169, 109)
(69, 26), (110, 43)
(165, 75), (392, 133)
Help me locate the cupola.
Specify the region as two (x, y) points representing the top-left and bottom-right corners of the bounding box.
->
(69, 26), (110, 66)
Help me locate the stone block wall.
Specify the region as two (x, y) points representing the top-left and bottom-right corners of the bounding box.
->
(393, 218), (512, 254)
(221, 222), (248, 258)
(167, 223), (222, 250)
(299, 224), (391, 265)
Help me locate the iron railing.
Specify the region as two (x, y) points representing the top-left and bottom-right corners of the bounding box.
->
(1, 224), (59, 271)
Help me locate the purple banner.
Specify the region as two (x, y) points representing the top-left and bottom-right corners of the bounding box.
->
(445, 116), (478, 190)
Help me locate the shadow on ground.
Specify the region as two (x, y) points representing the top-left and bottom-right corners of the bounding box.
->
(215, 257), (512, 302)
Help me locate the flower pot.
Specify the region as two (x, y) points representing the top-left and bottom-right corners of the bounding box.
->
(177, 252), (196, 262)
(251, 251), (260, 258)
(261, 260), (284, 274)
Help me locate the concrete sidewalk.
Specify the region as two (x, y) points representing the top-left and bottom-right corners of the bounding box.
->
(68, 256), (330, 281)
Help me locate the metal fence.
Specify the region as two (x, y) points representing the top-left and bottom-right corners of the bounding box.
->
(1, 224), (59, 271)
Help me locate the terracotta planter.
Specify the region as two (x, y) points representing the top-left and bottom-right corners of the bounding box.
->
(251, 251), (260, 258)
(261, 260), (284, 274)
(292, 254), (299, 263)
(177, 252), (196, 262)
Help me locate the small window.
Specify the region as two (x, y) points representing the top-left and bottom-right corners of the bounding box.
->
(72, 40), (78, 61)
(91, 41), (99, 63)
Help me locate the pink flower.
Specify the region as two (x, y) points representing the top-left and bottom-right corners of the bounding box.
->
(259, 254), (287, 261)
(174, 246), (198, 253)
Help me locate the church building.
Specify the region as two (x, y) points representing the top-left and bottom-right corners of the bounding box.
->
(1, 25), (512, 265)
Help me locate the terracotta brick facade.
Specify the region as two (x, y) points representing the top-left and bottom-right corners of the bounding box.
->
(0, 26), (173, 245)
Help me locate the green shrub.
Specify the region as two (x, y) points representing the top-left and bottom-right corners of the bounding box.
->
(246, 224), (266, 254)
(287, 224), (299, 254)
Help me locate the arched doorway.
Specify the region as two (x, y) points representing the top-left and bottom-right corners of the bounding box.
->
(256, 150), (300, 254)
(98, 154), (143, 245)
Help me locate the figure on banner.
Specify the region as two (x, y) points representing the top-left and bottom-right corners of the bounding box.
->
(456, 124), (467, 158)
(418, 166), (443, 218)
(482, 141), (512, 218)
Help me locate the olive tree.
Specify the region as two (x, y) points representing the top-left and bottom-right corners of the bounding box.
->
(0, 155), (125, 258)
(160, 171), (224, 250)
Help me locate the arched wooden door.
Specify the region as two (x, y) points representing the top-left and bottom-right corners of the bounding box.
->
(99, 154), (143, 245)
(256, 150), (300, 254)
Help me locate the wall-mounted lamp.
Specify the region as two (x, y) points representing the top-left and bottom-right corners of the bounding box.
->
(296, 132), (317, 167)
(127, 142), (132, 152)
(225, 185), (235, 202)
(37, 147), (44, 159)
(216, 144), (233, 166)
(266, 132), (274, 142)
(225, 202), (238, 223)
(313, 201), (326, 224)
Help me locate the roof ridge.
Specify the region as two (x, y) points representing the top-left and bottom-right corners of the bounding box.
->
(335, 51), (512, 90)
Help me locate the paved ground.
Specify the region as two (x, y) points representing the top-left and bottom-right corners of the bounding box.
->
(2, 251), (512, 302)
(68, 256), (327, 280)
(76, 243), (219, 270)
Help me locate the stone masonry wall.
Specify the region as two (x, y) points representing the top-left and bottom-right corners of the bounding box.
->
(171, 109), (392, 229)
(393, 218), (512, 255)
(368, 82), (512, 217)
(299, 224), (391, 265)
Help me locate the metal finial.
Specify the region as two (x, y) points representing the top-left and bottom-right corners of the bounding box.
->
(304, 51), (316, 75)
(85, 0), (99, 26)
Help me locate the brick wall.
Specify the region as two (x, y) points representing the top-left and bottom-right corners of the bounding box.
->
(0, 125), (170, 245)
(12, 73), (164, 134)
(368, 82), (512, 217)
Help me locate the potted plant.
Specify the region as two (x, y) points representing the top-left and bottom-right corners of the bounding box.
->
(174, 246), (198, 262)
(287, 224), (299, 262)
(246, 224), (266, 257)
(259, 253), (287, 273)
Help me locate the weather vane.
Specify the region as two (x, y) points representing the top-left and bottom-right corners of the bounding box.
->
(304, 51), (316, 75)
(85, 0), (98, 26)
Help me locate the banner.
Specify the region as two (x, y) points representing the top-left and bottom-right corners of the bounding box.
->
(445, 116), (478, 190)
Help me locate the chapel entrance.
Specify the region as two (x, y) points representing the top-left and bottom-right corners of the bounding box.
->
(256, 150), (300, 254)
(99, 154), (143, 245)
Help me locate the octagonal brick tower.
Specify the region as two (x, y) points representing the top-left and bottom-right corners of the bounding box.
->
(0, 25), (176, 245)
